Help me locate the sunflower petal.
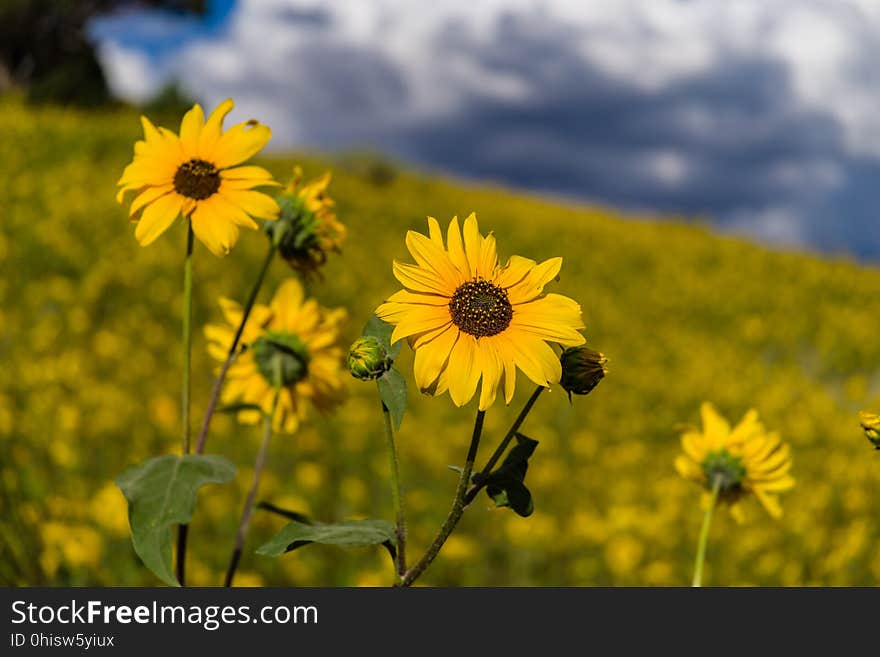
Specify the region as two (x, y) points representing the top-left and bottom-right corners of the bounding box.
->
(199, 98), (234, 160)
(179, 104), (205, 158)
(213, 121), (272, 169)
(134, 193), (183, 246)
(190, 200), (240, 256)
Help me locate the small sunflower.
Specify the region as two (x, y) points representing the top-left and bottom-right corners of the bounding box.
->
(267, 166), (346, 274)
(859, 411), (880, 449)
(117, 99), (280, 256)
(375, 214), (586, 410)
(205, 279), (347, 433)
(676, 402), (794, 521)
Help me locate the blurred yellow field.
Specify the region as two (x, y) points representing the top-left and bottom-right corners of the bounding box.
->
(2, 95), (880, 586)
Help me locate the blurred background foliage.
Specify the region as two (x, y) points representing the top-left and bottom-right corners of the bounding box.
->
(2, 96), (880, 586)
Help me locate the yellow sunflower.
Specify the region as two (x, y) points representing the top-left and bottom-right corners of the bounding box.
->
(117, 99), (280, 256)
(675, 402), (795, 521)
(269, 166), (346, 274)
(375, 213), (586, 410)
(205, 279), (347, 433)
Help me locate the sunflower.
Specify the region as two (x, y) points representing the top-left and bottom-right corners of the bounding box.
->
(205, 279), (347, 433)
(267, 166), (346, 274)
(675, 402), (795, 521)
(117, 99), (280, 256)
(375, 214), (586, 410)
(859, 411), (880, 449)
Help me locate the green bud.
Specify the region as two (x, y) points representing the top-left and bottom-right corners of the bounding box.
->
(347, 336), (392, 381)
(560, 346), (608, 400)
(252, 331), (310, 387)
(860, 411), (880, 449)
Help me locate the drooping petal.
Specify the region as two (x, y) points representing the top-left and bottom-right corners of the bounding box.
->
(217, 187), (280, 220)
(134, 193), (184, 246)
(446, 333), (481, 407)
(477, 338), (503, 410)
(413, 325), (459, 392)
(128, 184), (174, 217)
(390, 306), (452, 345)
(383, 289), (451, 306)
(190, 200), (240, 256)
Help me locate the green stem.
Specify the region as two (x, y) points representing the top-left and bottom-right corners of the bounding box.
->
(692, 477), (722, 587)
(401, 409), (485, 587)
(379, 390), (406, 583)
(195, 244), (276, 455)
(176, 221), (194, 586)
(464, 385), (545, 504)
(182, 222), (194, 454)
(225, 391), (279, 587)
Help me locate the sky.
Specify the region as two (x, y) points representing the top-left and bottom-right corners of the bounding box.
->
(90, 0), (880, 258)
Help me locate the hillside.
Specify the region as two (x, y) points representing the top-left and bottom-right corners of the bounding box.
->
(2, 96), (880, 586)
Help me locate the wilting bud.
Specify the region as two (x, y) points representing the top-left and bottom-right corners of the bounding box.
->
(252, 331), (310, 387)
(859, 411), (880, 449)
(560, 346), (608, 400)
(347, 336), (392, 381)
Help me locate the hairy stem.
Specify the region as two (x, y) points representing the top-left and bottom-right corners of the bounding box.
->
(379, 392), (406, 582)
(176, 222), (194, 586)
(195, 244), (276, 455)
(692, 477), (722, 587)
(401, 409), (485, 587)
(464, 386), (545, 504)
(225, 392), (279, 587)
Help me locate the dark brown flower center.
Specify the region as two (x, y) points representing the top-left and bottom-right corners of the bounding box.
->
(174, 159), (220, 200)
(449, 279), (513, 338)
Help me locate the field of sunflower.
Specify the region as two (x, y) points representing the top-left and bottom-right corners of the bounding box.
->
(3, 94), (880, 586)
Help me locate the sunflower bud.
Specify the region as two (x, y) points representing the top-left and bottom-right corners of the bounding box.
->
(860, 411), (880, 449)
(560, 346), (607, 400)
(347, 336), (392, 381)
(252, 331), (310, 387)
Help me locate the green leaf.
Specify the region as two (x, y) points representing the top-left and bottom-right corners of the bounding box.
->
(483, 433), (539, 517)
(256, 519), (397, 563)
(377, 367), (407, 430)
(363, 316), (400, 358)
(116, 454), (236, 586)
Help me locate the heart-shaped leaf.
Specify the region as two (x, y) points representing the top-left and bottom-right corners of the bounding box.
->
(116, 454), (236, 586)
(377, 368), (407, 430)
(363, 316), (401, 358)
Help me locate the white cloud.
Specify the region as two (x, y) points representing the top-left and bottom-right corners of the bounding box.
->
(91, 0), (880, 254)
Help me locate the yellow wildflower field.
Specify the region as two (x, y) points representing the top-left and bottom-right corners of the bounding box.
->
(2, 96), (879, 586)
